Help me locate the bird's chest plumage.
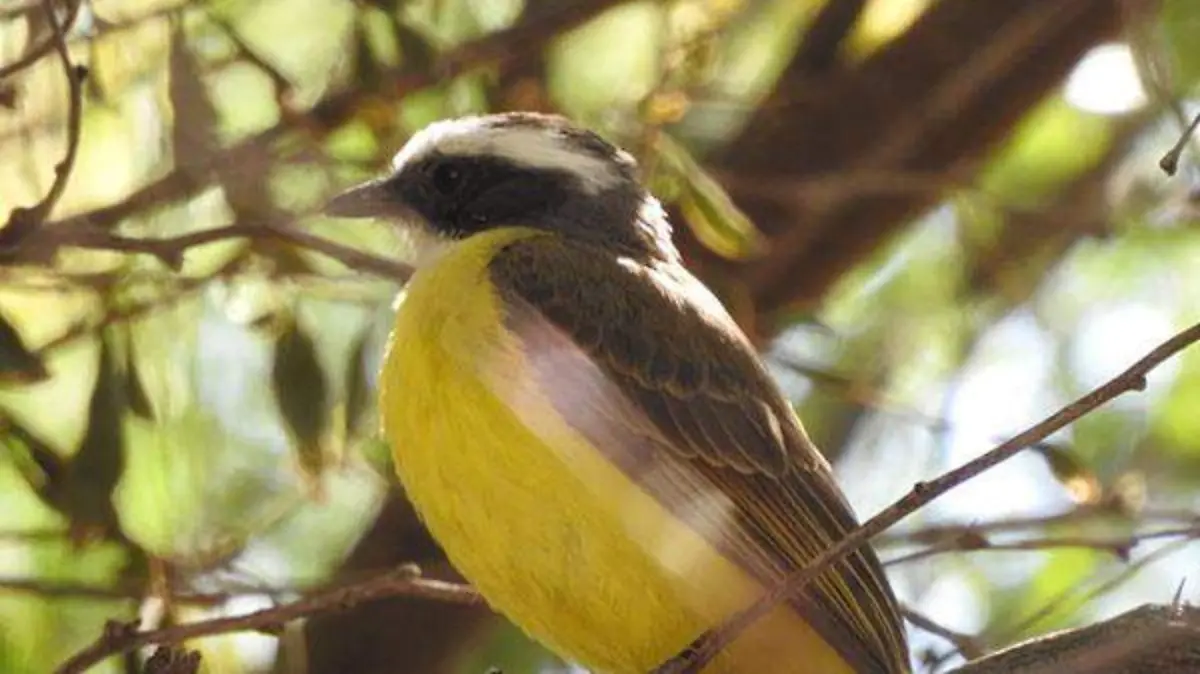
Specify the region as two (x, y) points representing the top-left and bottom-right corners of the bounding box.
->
(380, 229), (832, 674)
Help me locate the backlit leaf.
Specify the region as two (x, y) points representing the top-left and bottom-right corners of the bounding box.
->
(343, 326), (373, 439)
(271, 318), (331, 492)
(654, 133), (767, 261)
(1034, 444), (1103, 505)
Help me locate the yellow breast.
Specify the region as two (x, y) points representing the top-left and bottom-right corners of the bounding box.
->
(380, 227), (851, 673)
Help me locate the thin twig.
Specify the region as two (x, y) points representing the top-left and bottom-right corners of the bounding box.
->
(59, 222), (413, 280)
(0, 0), (85, 249)
(874, 502), (1198, 547)
(54, 565), (481, 674)
(883, 523), (1200, 567)
(656, 320), (1200, 673)
(1159, 111), (1200, 176)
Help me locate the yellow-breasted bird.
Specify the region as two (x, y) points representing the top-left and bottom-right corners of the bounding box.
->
(325, 113), (910, 674)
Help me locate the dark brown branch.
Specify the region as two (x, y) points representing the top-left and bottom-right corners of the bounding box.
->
(794, 0), (869, 72)
(0, 0), (85, 249)
(54, 565), (482, 674)
(656, 319), (1200, 673)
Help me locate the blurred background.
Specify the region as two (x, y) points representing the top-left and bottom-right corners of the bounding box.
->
(2, 0), (1200, 672)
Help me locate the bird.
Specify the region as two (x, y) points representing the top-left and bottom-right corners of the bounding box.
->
(325, 112), (910, 674)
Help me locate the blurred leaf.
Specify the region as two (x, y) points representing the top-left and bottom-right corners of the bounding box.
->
(272, 317), (331, 492)
(979, 96), (1112, 206)
(1110, 471), (1147, 514)
(654, 133), (766, 260)
(1001, 549), (1104, 641)
(1152, 345), (1200, 468)
(64, 339), (129, 543)
(1033, 444), (1103, 505)
(0, 311), (48, 384)
(354, 6), (403, 75)
(1161, 0), (1200, 91)
(343, 326), (372, 438)
(395, 19), (439, 75)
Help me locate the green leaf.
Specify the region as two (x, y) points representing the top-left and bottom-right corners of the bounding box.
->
(0, 311), (48, 384)
(64, 340), (128, 543)
(653, 134), (767, 261)
(272, 318), (331, 487)
(1161, 0), (1200, 92)
(1002, 549), (1104, 641)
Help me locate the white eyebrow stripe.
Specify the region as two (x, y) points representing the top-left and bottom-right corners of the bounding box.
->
(390, 117), (622, 194)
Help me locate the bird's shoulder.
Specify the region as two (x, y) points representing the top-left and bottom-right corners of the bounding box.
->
(488, 235), (821, 477)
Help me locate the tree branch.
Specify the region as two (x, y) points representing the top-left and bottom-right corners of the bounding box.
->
(951, 604), (1200, 673)
(0, 0), (85, 249)
(54, 565), (481, 674)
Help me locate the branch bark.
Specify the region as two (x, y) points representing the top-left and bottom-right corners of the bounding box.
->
(706, 0), (1151, 329)
(952, 604), (1200, 674)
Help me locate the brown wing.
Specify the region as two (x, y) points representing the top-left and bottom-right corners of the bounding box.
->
(489, 237), (910, 673)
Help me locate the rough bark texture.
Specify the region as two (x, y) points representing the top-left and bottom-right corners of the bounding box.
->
(953, 604), (1200, 674)
(698, 0), (1141, 333)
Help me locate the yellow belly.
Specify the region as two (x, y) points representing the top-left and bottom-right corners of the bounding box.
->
(380, 228), (851, 673)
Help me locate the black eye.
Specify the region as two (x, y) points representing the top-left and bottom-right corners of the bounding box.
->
(430, 162), (463, 194)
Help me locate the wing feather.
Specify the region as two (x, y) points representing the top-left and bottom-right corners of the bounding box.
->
(489, 237), (909, 673)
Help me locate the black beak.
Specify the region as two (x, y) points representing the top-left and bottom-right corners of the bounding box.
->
(323, 178), (396, 219)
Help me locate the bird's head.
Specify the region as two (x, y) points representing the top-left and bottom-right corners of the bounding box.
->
(325, 112), (677, 264)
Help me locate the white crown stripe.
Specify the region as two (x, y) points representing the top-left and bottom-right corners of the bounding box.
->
(392, 117), (622, 194)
